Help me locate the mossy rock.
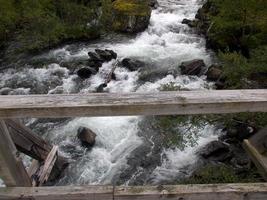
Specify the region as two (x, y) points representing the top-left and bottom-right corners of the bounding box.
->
(111, 0), (151, 33)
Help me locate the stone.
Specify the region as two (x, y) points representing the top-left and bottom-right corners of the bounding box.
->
(88, 52), (104, 62)
(149, 0), (159, 9)
(0, 87), (12, 95)
(95, 49), (117, 62)
(120, 58), (146, 71)
(182, 19), (198, 28)
(111, 0), (152, 33)
(199, 140), (231, 162)
(206, 65), (224, 81)
(77, 127), (97, 147)
(96, 83), (108, 93)
(77, 67), (97, 79)
(179, 59), (206, 76)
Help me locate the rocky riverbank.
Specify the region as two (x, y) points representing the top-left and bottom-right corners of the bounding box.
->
(175, 0), (267, 184)
(0, 0), (265, 187)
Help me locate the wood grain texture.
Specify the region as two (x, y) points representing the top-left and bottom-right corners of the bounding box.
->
(0, 90), (266, 118)
(5, 119), (68, 171)
(0, 120), (31, 187)
(115, 184), (267, 200)
(249, 127), (267, 154)
(38, 146), (58, 186)
(243, 139), (267, 181)
(0, 183), (267, 200)
(0, 186), (114, 200)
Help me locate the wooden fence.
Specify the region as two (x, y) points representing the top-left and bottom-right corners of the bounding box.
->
(0, 89), (267, 200)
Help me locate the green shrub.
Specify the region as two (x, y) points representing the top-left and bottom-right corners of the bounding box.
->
(220, 46), (267, 88)
(0, 0), (101, 52)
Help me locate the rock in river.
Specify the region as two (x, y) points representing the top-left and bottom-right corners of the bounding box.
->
(120, 58), (146, 71)
(77, 67), (97, 79)
(198, 140), (231, 162)
(179, 59), (206, 76)
(111, 0), (152, 33)
(77, 127), (97, 147)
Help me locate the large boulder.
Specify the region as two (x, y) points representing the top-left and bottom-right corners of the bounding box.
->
(77, 127), (97, 147)
(111, 0), (152, 33)
(179, 59), (206, 76)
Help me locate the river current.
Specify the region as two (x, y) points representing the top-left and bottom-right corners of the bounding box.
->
(0, 0), (223, 187)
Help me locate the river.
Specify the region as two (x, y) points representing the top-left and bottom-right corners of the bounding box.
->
(0, 0), (223, 186)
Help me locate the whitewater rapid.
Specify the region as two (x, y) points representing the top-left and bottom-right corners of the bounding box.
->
(0, 0), (221, 186)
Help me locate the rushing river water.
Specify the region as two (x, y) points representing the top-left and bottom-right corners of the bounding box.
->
(0, 0), (223, 186)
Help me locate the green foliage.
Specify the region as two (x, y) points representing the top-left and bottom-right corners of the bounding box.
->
(0, 0), (18, 47)
(0, 0), (101, 52)
(180, 164), (261, 184)
(219, 46), (267, 88)
(208, 0), (267, 52)
(156, 115), (212, 149)
(112, 0), (151, 16)
(159, 82), (182, 91)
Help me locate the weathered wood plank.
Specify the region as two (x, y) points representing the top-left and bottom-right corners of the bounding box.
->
(249, 127), (267, 154)
(0, 183), (267, 200)
(243, 139), (267, 181)
(0, 90), (266, 118)
(4, 119), (68, 174)
(5, 119), (52, 161)
(0, 120), (32, 187)
(115, 183), (267, 200)
(38, 146), (58, 186)
(0, 186), (114, 200)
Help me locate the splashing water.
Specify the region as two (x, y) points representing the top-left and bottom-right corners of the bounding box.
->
(0, 0), (221, 187)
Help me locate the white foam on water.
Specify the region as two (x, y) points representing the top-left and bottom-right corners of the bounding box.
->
(0, 0), (220, 185)
(150, 125), (220, 184)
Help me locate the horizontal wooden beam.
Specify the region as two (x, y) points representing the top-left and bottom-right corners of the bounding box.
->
(0, 186), (114, 200)
(0, 90), (266, 118)
(0, 183), (267, 200)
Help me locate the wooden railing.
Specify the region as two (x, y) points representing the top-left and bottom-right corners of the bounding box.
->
(0, 89), (266, 118)
(0, 89), (267, 200)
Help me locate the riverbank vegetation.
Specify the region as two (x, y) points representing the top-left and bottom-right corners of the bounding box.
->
(204, 0), (267, 89)
(0, 0), (101, 53)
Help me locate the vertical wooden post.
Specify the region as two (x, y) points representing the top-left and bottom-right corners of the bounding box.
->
(0, 120), (31, 187)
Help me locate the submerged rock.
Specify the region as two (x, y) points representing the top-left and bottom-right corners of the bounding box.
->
(120, 58), (146, 71)
(88, 52), (104, 62)
(96, 83), (108, 93)
(179, 59), (206, 76)
(77, 67), (97, 79)
(199, 141), (231, 162)
(87, 49), (117, 70)
(77, 127), (97, 147)
(95, 49), (117, 62)
(111, 0), (152, 33)
(149, 0), (159, 9)
(0, 87), (12, 95)
(182, 19), (198, 28)
(139, 68), (178, 82)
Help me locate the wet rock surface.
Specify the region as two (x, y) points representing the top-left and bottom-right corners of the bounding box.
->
(111, 0), (152, 33)
(77, 127), (97, 148)
(179, 59), (206, 76)
(120, 58), (146, 72)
